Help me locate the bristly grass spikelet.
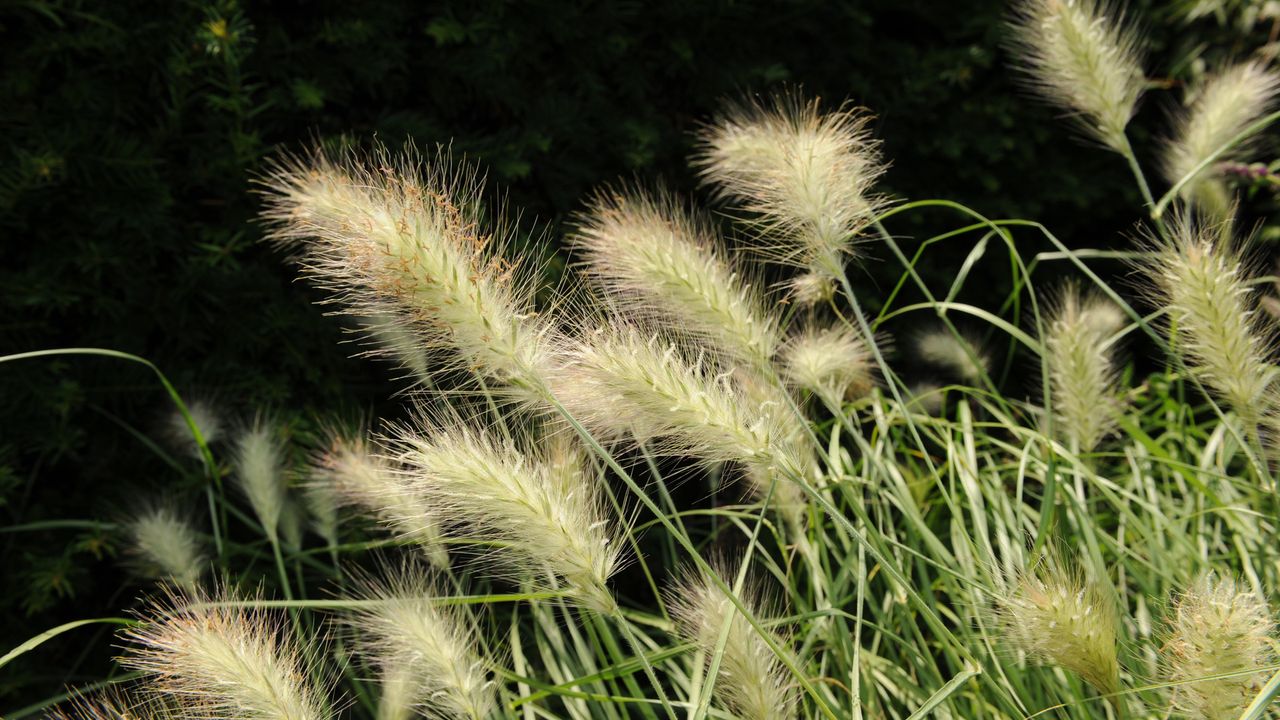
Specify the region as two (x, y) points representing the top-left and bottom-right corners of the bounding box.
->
(1163, 574), (1275, 720)
(163, 398), (222, 461)
(257, 144), (558, 406)
(780, 324), (875, 406)
(1163, 60), (1280, 214)
(390, 420), (621, 613)
(997, 557), (1123, 701)
(571, 186), (781, 367)
(1043, 282), (1125, 452)
(915, 329), (991, 385)
(125, 503), (205, 590)
(232, 416), (289, 544)
(346, 564), (494, 720)
(1136, 212), (1278, 425)
(668, 557), (797, 720)
(694, 91), (886, 302)
(1007, 0), (1147, 152)
(555, 325), (813, 486)
(309, 429), (448, 569)
(120, 587), (331, 720)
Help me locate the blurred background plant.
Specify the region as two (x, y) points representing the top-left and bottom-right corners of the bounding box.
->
(5, 0), (1280, 711)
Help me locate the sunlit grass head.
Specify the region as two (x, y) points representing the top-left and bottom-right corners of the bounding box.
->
(1007, 0), (1147, 152)
(694, 91), (886, 302)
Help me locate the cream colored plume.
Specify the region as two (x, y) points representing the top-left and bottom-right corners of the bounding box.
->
(1164, 60), (1280, 214)
(1137, 213), (1277, 424)
(309, 430), (447, 568)
(121, 589), (330, 720)
(694, 92), (885, 301)
(1043, 283), (1125, 451)
(1008, 0), (1147, 152)
(125, 504), (205, 590)
(1163, 574), (1275, 720)
(391, 422), (620, 612)
(257, 145), (557, 406)
(347, 566), (494, 720)
(669, 558), (797, 720)
(571, 186), (780, 367)
(232, 417), (289, 543)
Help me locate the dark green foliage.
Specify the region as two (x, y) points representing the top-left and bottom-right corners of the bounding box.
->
(1, 0), (1277, 708)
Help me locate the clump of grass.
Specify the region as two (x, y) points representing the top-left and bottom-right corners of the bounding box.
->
(24, 26), (1280, 720)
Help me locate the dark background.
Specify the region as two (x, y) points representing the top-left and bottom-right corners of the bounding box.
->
(2, 0), (1271, 708)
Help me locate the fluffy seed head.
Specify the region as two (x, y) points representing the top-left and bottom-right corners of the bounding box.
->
(1164, 61), (1280, 213)
(780, 325), (875, 404)
(357, 307), (434, 384)
(916, 330), (991, 384)
(554, 326), (812, 483)
(165, 399), (222, 461)
(348, 566), (493, 720)
(694, 92), (885, 300)
(1164, 574), (1275, 720)
(257, 145), (556, 406)
(1008, 0), (1147, 151)
(571, 187), (780, 367)
(1043, 283), (1125, 451)
(121, 589), (330, 720)
(998, 559), (1122, 697)
(1137, 214), (1277, 423)
(668, 559), (797, 720)
(391, 422), (621, 612)
(47, 690), (163, 720)
(125, 504), (205, 590)
(309, 430), (447, 568)
(302, 481), (340, 549)
(232, 418), (289, 543)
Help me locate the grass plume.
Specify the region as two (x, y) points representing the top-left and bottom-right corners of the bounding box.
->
(668, 558), (797, 720)
(1163, 574), (1275, 720)
(694, 92), (885, 301)
(347, 565), (494, 720)
(1007, 0), (1147, 152)
(125, 504), (205, 590)
(232, 417), (289, 544)
(1136, 213), (1277, 425)
(121, 588), (330, 720)
(257, 145), (557, 405)
(571, 186), (780, 367)
(1163, 60), (1280, 214)
(391, 421), (621, 613)
(1043, 282), (1125, 451)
